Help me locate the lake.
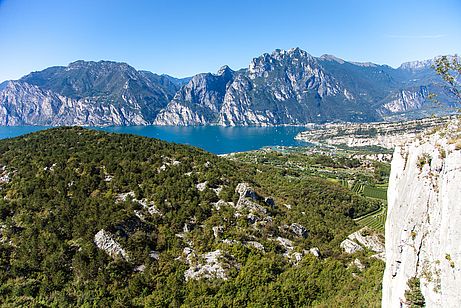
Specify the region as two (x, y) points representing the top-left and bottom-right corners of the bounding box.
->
(0, 126), (310, 154)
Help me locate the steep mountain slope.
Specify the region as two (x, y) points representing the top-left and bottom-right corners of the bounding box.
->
(0, 50), (454, 126)
(0, 127), (383, 306)
(154, 66), (236, 125)
(159, 74), (192, 87)
(383, 119), (461, 307)
(154, 48), (453, 126)
(0, 61), (179, 126)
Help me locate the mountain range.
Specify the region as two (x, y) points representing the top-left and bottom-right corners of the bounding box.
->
(0, 48), (455, 126)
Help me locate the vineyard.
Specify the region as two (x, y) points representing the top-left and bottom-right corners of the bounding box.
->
(363, 186), (387, 200)
(356, 205), (387, 233)
(349, 182), (387, 200)
(351, 181), (387, 231)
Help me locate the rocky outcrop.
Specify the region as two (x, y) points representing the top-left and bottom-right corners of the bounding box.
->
(94, 229), (129, 261)
(234, 183), (265, 211)
(245, 241), (265, 251)
(383, 119), (461, 307)
(382, 87), (428, 113)
(183, 248), (234, 281)
(348, 227), (385, 253)
(309, 247), (321, 258)
(290, 223), (308, 238)
(116, 191), (161, 217)
(341, 238), (364, 254)
(340, 227), (384, 254)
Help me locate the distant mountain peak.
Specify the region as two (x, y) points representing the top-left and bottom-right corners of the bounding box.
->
(271, 47), (312, 59)
(398, 58), (434, 70)
(65, 60), (135, 73)
(248, 47), (316, 78)
(399, 54), (459, 70)
(217, 65), (233, 76)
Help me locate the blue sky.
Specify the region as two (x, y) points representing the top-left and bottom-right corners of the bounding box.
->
(0, 0), (460, 81)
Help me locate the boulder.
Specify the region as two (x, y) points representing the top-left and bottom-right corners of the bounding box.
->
(94, 229), (129, 261)
(290, 223), (308, 238)
(340, 239), (364, 254)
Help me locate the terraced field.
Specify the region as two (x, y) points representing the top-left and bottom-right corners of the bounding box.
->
(353, 182), (387, 232)
(356, 205), (387, 233)
(351, 182), (365, 194)
(363, 186), (387, 200)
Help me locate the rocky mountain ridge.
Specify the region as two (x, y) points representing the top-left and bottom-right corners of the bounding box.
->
(1, 61), (180, 126)
(0, 49), (456, 126)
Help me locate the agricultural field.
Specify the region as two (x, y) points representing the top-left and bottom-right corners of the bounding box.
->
(356, 205), (387, 233)
(363, 186), (387, 200)
(227, 145), (390, 233)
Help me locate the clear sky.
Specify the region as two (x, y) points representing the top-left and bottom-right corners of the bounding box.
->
(0, 0), (460, 82)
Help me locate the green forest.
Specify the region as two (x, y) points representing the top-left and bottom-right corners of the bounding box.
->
(0, 127), (384, 307)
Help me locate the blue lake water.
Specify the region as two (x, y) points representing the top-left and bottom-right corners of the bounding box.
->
(0, 126), (310, 154)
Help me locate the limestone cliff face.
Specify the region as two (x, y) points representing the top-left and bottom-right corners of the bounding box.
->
(382, 86), (428, 113)
(383, 119), (461, 307)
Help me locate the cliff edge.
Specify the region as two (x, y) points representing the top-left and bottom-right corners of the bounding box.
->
(383, 118), (461, 307)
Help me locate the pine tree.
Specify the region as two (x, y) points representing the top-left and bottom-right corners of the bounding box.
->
(404, 277), (426, 307)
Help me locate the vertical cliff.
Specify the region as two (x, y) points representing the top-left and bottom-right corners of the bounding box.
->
(383, 119), (461, 307)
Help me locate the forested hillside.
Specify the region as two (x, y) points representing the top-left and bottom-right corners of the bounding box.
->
(0, 128), (383, 306)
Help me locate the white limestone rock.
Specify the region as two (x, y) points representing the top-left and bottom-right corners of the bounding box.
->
(94, 229), (129, 261)
(348, 227), (385, 253)
(234, 183), (267, 214)
(352, 258), (365, 271)
(276, 237), (294, 251)
(340, 227), (384, 254)
(245, 241), (265, 251)
(196, 181), (208, 192)
(383, 120), (461, 307)
(309, 247), (321, 258)
(340, 239), (364, 254)
(134, 265), (146, 272)
(184, 249), (232, 281)
(212, 199), (233, 211)
(291, 252), (303, 263)
(149, 251), (160, 260)
(212, 226), (223, 239)
(235, 183), (260, 201)
(372, 252), (386, 261)
(290, 223), (308, 238)
(116, 191), (161, 217)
